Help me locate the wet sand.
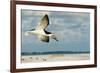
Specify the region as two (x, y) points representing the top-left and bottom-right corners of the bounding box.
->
(21, 53), (90, 63)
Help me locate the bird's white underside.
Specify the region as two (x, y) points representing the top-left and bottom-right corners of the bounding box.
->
(25, 29), (52, 37)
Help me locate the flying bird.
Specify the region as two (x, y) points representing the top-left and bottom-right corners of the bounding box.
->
(25, 14), (58, 42)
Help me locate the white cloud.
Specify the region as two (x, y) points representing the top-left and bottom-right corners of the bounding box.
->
(22, 10), (51, 16)
(22, 10), (89, 42)
(55, 29), (82, 42)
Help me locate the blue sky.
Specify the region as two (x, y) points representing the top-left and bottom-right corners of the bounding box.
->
(21, 10), (90, 52)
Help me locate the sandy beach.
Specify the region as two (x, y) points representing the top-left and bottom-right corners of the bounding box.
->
(21, 53), (90, 63)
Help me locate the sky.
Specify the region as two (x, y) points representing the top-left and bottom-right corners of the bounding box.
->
(21, 9), (90, 53)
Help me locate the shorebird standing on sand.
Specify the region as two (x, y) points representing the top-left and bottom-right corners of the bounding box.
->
(25, 14), (58, 43)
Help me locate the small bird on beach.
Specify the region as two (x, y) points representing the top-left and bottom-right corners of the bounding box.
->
(25, 14), (58, 43)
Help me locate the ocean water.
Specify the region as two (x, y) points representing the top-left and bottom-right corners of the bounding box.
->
(21, 51), (90, 56)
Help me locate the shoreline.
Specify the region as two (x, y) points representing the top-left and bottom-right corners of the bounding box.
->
(21, 53), (90, 63)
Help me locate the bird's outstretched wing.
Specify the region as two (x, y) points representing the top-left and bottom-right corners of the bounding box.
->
(36, 14), (49, 30)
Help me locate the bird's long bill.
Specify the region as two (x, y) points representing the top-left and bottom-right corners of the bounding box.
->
(52, 35), (58, 41)
(53, 37), (58, 41)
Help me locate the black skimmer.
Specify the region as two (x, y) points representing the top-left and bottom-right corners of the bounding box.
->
(25, 14), (58, 42)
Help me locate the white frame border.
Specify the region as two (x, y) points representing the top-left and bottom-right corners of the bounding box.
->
(16, 5), (95, 69)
